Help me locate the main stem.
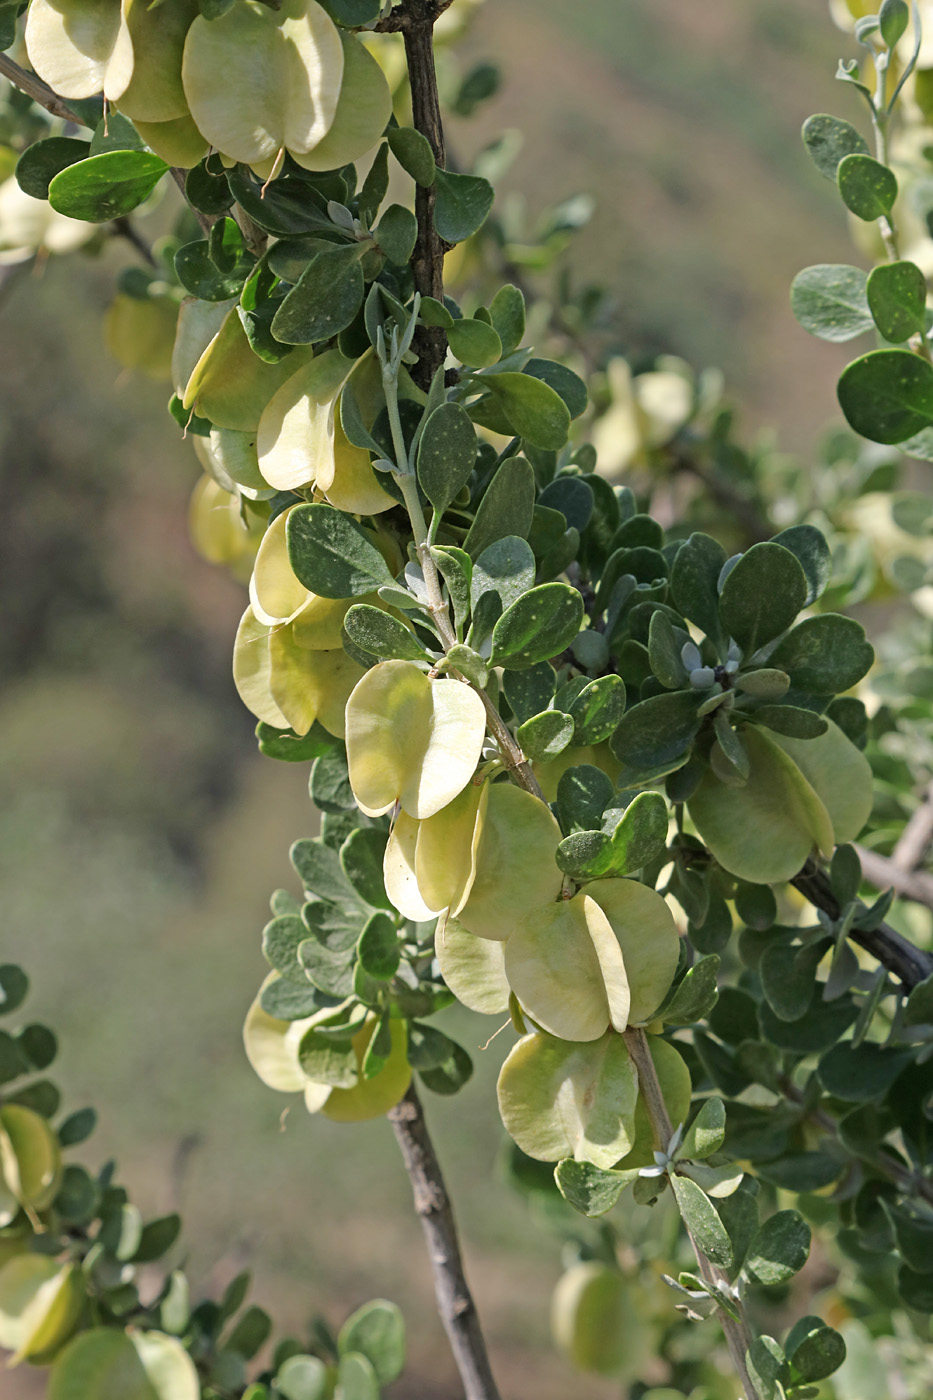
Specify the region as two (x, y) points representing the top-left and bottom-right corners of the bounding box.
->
(388, 1085), (502, 1400)
(623, 1029), (763, 1400)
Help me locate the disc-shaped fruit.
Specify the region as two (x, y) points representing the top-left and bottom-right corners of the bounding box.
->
(505, 896), (630, 1042)
(25, 0), (128, 102)
(268, 627), (364, 738)
(172, 296), (233, 400)
(291, 594), (358, 651)
(0, 1256), (84, 1364)
(771, 718), (873, 844)
(687, 725), (835, 884)
(290, 32), (392, 172)
(203, 428), (269, 496)
(48, 1326), (199, 1400)
(435, 918), (510, 1015)
(456, 783), (563, 940)
(584, 879), (681, 1024)
(345, 661), (486, 819)
(551, 1262), (653, 1378)
(133, 114), (208, 169)
(497, 1030), (639, 1167)
(188, 477), (264, 579)
(383, 780), (487, 921)
(117, 0), (198, 123)
(232, 606), (289, 729)
(182, 0), (344, 166)
(105, 293), (178, 379)
(0, 1104), (62, 1219)
(242, 975), (328, 1093)
(249, 508), (310, 625)
(183, 307), (315, 432)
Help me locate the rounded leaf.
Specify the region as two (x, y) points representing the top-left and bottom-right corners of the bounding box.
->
(319, 1018), (410, 1122)
(771, 719), (873, 844)
(243, 976), (323, 1094)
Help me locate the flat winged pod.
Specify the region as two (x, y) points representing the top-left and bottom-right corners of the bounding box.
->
(551, 1262), (655, 1378)
(243, 979), (321, 1093)
(132, 113), (208, 169)
(182, 308), (315, 432)
(25, 0), (128, 102)
(345, 661), (486, 820)
(612, 1036), (692, 1170)
(497, 1030), (639, 1168)
(318, 1018), (410, 1122)
(267, 626), (363, 738)
(688, 725), (838, 884)
(188, 476), (265, 582)
(49, 1327), (200, 1398)
(182, 0), (344, 168)
(249, 508), (311, 626)
(383, 780), (487, 921)
(113, 0), (198, 123)
(434, 917), (510, 1015)
(771, 719), (873, 844)
(455, 782), (563, 940)
(0, 1257), (84, 1365)
(289, 33), (393, 173)
(0, 1104), (63, 1223)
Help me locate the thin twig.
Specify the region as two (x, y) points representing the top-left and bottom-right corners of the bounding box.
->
(668, 445), (771, 545)
(623, 1028), (762, 1400)
(791, 859), (933, 991)
(893, 778), (933, 873)
(388, 1085), (502, 1400)
(855, 844), (933, 912)
(111, 215), (157, 268)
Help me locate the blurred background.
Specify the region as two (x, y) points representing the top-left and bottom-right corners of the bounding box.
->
(1, 0), (870, 1395)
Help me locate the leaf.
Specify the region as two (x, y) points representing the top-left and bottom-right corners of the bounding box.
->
(343, 604), (432, 663)
(784, 1317), (847, 1383)
(771, 525), (832, 605)
(866, 260), (927, 342)
(880, 0), (910, 46)
(462, 455), (535, 558)
(375, 203), (417, 265)
(517, 709), (574, 760)
(768, 614), (874, 693)
(719, 542), (808, 658)
(523, 357), (588, 419)
(745, 1210), (811, 1286)
(489, 284), (525, 354)
(418, 1038), (473, 1095)
(479, 372), (572, 451)
(275, 1354), (330, 1400)
(657, 955), (721, 1026)
(340, 828), (392, 911)
(16, 136), (90, 200)
(387, 125), (435, 186)
(335, 1350), (379, 1400)
(681, 1098), (726, 1160)
(433, 168), (494, 243)
(790, 264), (873, 343)
(556, 791), (668, 880)
(554, 1159), (638, 1217)
(648, 610), (688, 689)
(48, 149), (167, 221)
(749, 705), (828, 739)
(802, 113), (870, 179)
(817, 1042), (912, 1102)
(417, 402), (478, 513)
(0, 965), (28, 1016)
(669, 532), (729, 656)
(272, 244), (366, 345)
(837, 153), (898, 220)
(568, 674), (627, 744)
(491, 582), (584, 668)
(316, 0), (381, 24)
(338, 1301), (405, 1385)
(287, 504), (394, 598)
(670, 1174), (733, 1268)
(448, 316), (502, 368)
(611, 690), (703, 772)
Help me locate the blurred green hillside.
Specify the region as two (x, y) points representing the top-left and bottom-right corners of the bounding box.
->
(2, 2), (872, 1396)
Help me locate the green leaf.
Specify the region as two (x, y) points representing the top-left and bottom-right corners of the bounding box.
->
(287, 504), (394, 598)
(340, 828), (392, 911)
(867, 261), (927, 342)
(375, 203), (417, 265)
(790, 264), (873, 343)
(837, 153), (898, 221)
(276, 1354), (330, 1400)
(489, 284), (525, 353)
(670, 1174), (733, 1268)
(418, 296), (453, 328)
(16, 137), (91, 200)
(502, 662), (556, 725)
(463, 456), (536, 559)
(681, 1098), (726, 1160)
(338, 1300), (405, 1385)
(905, 973), (933, 1026)
(611, 690), (703, 772)
(669, 532), (728, 656)
(569, 674), (627, 744)
(648, 610), (688, 689)
(768, 614), (874, 694)
(316, 0), (381, 24)
(299, 1029), (358, 1087)
(226, 1305), (272, 1361)
(719, 542), (808, 658)
(57, 1107), (97, 1147)
(471, 536), (536, 617)
(745, 1211), (811, 1286)
(48, 1329), (173, 1400)
(272, 244), (366, 345)
(335, 1351), (379, 1400)
(48, 149), (168, 221)
(882, 1200), (933, 1273)
(749, 705), (828, 739)
(479, 373), (572, 451)
(257, 722), (337, 763)
(448, 317), (502, 368)
(802, 113), (870, 179)
(417, 402), (478, 513)
(356, 912), (400, 980)
(784, 1317), (847, 1383)
(491, 582), (584, 668)
(556, 765), (613, 833)
(771, 525), (831, 605)
(556, 790), (668, 880)
(433, 168), (494, 243)
(657, 955), (721, 1026)
(134, 1213), (182, 1264)
(387, 126), (436, 186)
(0, 965), (28, 1015)
(837, 348), (933, 444)
(817, 1042), (912, 1101)
(517, 709), (574, 761)
(523, 358), (588, 419)
(879, 0), (910, 48)
(175, 233), (253, 302)
(554, 1159), (638, 1216)
(343, 604), (433, 662)
(417, 1037), (473, 1095)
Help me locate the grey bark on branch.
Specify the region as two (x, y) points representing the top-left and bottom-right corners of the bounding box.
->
(388, 1085), (502, 1400)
